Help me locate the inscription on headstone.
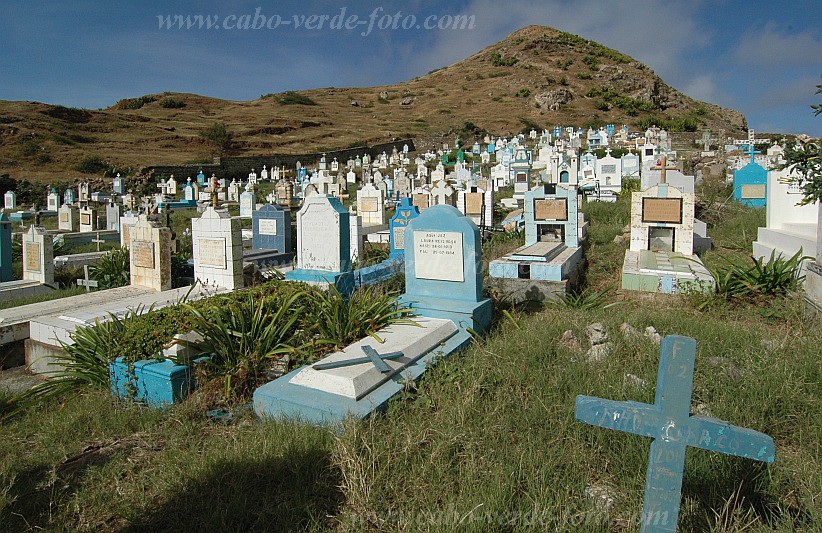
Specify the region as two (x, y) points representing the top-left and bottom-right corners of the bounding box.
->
(24, 243), (41, 272)
(198, 238), (227, 269)
(258, 219), (278, 236)
(132, 241), (155, 269)
(466, 193), (484, 215)
(414, 231), (464, 282)
(59, 212), (68, 223)
(535, 198), (568, 221)
(412, 193), (430, 211)
(741, 184), (766, 199)
(81, 213), (91, 226)
(393, 227), (406, 250)
(642, 198), (683, 224)
(360, 197), (378, 213)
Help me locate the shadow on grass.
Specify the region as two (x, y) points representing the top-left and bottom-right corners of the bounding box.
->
(121, 448), (343, 532)
(681, 459), (813, 530)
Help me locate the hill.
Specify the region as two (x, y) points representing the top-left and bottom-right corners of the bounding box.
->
(0, 25), (747, 183)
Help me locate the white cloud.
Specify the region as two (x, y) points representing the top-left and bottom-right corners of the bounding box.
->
(734, 22), (822, 69)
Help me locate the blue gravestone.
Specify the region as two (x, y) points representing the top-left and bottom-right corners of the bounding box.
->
(733, 145), (767, 208)
(64, 188), (76, 205)
(252, 203), (291, 253)
(575, 336), (775, 532)
(0, 211), (11, 282)
(389, 198), (419, 260)
(196, 170), (206, 186)
(399, 205), (492, 334)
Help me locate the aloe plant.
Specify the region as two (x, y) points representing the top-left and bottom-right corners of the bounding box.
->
(310, 285), (417, 348)
(89, 247), (130, 289)
(185, 291), (306, 399)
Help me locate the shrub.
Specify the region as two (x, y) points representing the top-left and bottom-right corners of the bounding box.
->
(576, 72), (593, 80)
(310, 286), (416, 349)
(704, 250), (810, 303)
(159, 97), (186, 109)
(199, 122), (233, 156)
(115, 95), (156, 110)
(490, 51), (518, 67)
(555, 59), (573, 70)
(582, 55), (600, 71)
(89, 247), (130, 289)
(515, 88), (532, 98)
(74, 155), (109, 174)
(277, 91), (317, 105)
(186, 291), (306, 399)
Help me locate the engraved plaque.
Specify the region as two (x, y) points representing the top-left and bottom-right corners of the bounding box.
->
(741, 184), (766, 199)
(59, 212), (68, 223)
(360, 196), (378, 213)
(516, 172), (528, 183)
(393, 226), (406, 250)
(198, 238), (227, 269)
(121, 224), (132, 246)
(466, 193), (484, 215)
(257, 219), (278, 236)
(81, 213), (91, 226)
(132, 241), (155, 269)
(642, 198), (683, 224)
(412, 193), (430, 211)
(535, 198), (568, 221)
(413, 231), (464, 282)
(24, 242), (41, 272)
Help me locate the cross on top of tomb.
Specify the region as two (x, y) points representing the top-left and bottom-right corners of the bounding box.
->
(312, 346), (405, 375)
(651, 150), (678, 184)
(575, 336), (774, 532)
(431, 180), (454, 205)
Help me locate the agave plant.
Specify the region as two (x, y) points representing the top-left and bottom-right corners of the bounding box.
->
(89, 247), (130, 289)
(310, 285), (417, 348)
(550, 282), (621, 310)
(702, 249), (810, 300)
(185, 290), (306, 399)
(5, 309), (136, 419)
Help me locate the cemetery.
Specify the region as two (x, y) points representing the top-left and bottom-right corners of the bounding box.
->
(0, 21), (820, 532)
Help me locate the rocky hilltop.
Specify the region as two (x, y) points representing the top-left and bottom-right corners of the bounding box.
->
(0, 25), (747, 182)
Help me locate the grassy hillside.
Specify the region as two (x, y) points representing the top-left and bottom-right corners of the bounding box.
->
(0, 26), (747, 183)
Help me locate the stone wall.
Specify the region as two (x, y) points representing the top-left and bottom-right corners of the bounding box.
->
(144, 139), (416, 180)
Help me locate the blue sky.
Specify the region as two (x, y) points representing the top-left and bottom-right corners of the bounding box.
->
(1, 0), (820, 136)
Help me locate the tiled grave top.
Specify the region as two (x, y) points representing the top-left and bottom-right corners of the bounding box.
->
(509, 241), (566, 262)
(638, 250), (693, 274)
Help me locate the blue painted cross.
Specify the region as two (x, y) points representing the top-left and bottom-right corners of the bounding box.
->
(575, 335), (775, 532)
(312, 346), (405, 374)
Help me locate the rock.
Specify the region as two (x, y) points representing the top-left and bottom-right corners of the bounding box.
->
(585, 484), (616, 512)
(620, 322), (638, 337)
(621, 224), (630, 233)
(624, 373), (648, 390)
(379, 91), (389, 100)
(644, 326), (661, 344)
(613, 234), (627, 244)
(350, 100), (360, 107)
(400, 97), (413, 105)
(535, 88), (573, 111)
(586, 323), (608, 346)
(587, 342), (612, 363)
(706, 356), (742, 381)
(760, 338), (783, 351)
(560, 330), (580, 351)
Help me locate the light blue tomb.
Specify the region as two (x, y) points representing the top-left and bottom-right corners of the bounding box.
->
(388, 198), (419, 261)
(733, 146), (767, 207)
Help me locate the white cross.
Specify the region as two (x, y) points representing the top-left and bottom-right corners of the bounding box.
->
(431, 180), (454, 205)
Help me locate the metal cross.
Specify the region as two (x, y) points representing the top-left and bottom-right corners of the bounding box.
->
(312, 345), (405, 374)
(575, 335), (775, 532)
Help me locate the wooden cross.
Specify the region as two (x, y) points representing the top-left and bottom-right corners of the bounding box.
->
(76, 264), (98, 292)
(651, 152), (678, 185)
(312, 346), (405, 374)
(575, 336), (775, 532)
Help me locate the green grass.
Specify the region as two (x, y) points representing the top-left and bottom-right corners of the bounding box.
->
(0, 198), (819, 531)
